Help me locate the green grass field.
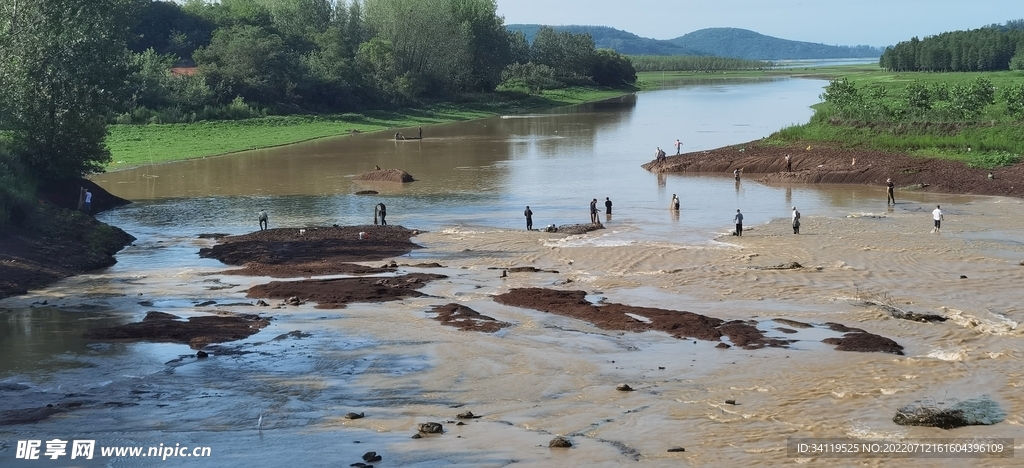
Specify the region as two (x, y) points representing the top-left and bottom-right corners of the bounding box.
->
(639, 64), (1024, 169)
(105, 87), (631, 170)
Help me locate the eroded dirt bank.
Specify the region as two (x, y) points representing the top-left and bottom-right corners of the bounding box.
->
(644, 141), (1024, 198)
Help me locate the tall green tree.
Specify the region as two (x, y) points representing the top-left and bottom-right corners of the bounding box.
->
(0, 0), (134, 179)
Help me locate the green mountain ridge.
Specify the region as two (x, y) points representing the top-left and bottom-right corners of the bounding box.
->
(506, 24), (884, 60)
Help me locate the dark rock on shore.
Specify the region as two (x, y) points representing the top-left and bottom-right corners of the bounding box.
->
(345, 412), (365, 420)
(549, 436), (573, 448)
(248, 273), (446, 309)
(83, 311), (270, 349)
(429, 303), (510, 333)
(418, 422), (443, 434)
(198, 225), (421, 277)
(616, 384), (634, 391)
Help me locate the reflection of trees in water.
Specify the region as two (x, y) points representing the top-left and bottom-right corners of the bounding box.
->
(501, 94), (638, 158)
(0, 308), (127, 374)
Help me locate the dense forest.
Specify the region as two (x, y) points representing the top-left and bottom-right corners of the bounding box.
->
(879, 20), (1024, 72)
(0, 0), (639, 225)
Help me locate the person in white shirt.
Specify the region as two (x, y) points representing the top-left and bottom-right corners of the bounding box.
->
(83, 189), (93, 215)
(792, 207), (801, 234)
(932, 205), (943, 233)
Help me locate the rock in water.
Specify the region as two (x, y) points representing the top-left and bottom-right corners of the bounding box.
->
(549, 436), (573, 448)
(893, 396), (1005, 429)
(418, 422), (443, 434)
(616, 383), (633, 391)
(456, 410), (475, 419)
(345, 412), (365, 420)
(667, 447), (686, 452)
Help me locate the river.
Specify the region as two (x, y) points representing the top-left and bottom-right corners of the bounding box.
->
(2, 78), (1021, 467)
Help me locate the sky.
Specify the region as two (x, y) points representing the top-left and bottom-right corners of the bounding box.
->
(495, 0), (1022, 47)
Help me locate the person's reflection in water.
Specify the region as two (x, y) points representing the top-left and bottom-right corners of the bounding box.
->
(657, 172), (666, 188)
(735, 179), (741, 194)
(671, 208), (679, 222)
(785, 186), (792, 207)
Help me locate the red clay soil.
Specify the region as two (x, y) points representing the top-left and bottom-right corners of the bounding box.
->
(493, 288), (791, 349)
(643, 141), (1024, 198)
(428, 303), (511, 333)
(247, 273), (447, 309)
(494, 288), (906, 353)
(824, 322), (904, 355)
(199, 225), (422, 277)
(1, 205), (135, 300)
(82, 311), (270, 349)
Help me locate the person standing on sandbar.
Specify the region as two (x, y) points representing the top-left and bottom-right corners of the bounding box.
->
(886, 178), (895, 205)
(590, 198), (599, 224)
(524, 206), (533, 230)
(931, 205), (943, 233)
(734, 209), (743, 236)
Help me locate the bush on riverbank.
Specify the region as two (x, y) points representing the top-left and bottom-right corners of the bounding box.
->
(766, 71), (1024, 168)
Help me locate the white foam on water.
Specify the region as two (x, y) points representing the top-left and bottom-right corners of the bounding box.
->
(926, 347), (969, 362)
(945, 307), (1019, 336)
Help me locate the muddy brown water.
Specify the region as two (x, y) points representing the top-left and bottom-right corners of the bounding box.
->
(2, 79), (1021, 466)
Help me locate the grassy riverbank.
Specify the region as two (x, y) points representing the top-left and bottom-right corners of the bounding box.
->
(638, 64), (1024, 169)
(105, 87), (631, 170)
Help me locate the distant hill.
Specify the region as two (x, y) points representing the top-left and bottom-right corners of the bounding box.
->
(506, 24), (883, 60)
(506, 24), (707, 56)
(669, 28), (884, 60)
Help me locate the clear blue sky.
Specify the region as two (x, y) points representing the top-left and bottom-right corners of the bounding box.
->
(495, 0), (1022, 47)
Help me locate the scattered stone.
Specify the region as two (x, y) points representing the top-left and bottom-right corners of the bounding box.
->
(456, 421), (465, 426)
(959, 275), (967, 279)
(549, 436), (573, 448)
(893, 396), (1005, 429)
(456, 410), (475, 419)
(286, 296), (302, 306)
(195, 300), (217, 307)
(616, 384), (634, 392)
(418, 422), (443, 434)
(345, 412), (365, 420)
(715, 343), (731, 349)
(725, 400), (737, 405)
(658, 366), (665, 370)
(411, 433), (422, 439)
(196, 351), (209, 358)
(667, 447), (686, 453)
(255, 300), (269, 307)
(138, 300), (154, 307)
(362, 452), (379, 462)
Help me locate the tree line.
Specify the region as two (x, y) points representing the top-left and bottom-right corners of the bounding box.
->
(879, 19), (1024, 72)
(628, 55), (770, 72)
(0, 0), (638, 197)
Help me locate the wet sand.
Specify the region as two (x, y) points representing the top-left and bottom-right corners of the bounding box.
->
(2, 196), (1023, 466)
